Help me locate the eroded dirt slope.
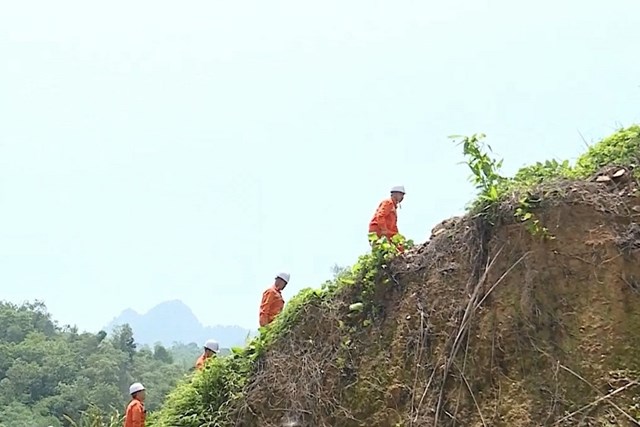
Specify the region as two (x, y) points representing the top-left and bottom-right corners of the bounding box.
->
(232, 179), (640, 427)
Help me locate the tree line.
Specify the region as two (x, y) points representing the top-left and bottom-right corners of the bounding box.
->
(0, 301), (202, 427)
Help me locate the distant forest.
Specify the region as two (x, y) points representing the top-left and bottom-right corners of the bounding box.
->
(0, 301), (207, 426)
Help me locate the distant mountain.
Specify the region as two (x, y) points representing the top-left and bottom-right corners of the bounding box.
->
(104, 300), (253, 348)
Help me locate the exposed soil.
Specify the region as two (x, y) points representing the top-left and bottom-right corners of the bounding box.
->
(228, 177), (640, 427)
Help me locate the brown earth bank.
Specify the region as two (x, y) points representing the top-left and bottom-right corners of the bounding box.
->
(229, 178), (640, 426)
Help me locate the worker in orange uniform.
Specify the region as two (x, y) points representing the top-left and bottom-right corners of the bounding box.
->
(195, 339), (219, 370)
(368, 185), (406, 252)
(124, 382), (146, 427)
(259, 272), (290, 327)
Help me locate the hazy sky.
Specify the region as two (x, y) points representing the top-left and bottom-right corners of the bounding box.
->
(1, 0), (639, 332)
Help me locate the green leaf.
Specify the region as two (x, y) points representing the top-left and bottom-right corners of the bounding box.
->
(349, 302), (364, 312)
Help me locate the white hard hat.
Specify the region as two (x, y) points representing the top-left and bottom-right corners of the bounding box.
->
(129, 382), (145, 395)
(390, 185), (405, 194)
(276, 272), (290, 283)
(204, 339), (219, 352)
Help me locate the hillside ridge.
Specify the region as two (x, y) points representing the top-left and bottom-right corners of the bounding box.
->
(151, 125), (640, 427)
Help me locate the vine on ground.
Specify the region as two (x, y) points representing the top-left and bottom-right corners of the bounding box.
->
(333, 233), (413, 372)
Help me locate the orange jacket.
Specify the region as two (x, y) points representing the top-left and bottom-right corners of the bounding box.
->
(369, 198), (398, 239)
(124, 398), (145, 427)
(195, 353), (210, 370)
(259, 285), (284, 327)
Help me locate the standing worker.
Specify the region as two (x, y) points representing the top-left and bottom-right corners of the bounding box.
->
(368, 185), (406, 252)
(259, 272), (290, 327)
(124, 382), (146, 427)
(195, 339), (219, 370)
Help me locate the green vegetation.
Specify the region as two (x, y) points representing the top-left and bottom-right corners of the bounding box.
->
(161, 342), (201, 370)
(63, 408), (122, 427)
(452, 124), (640, 237)
(150, 234), (414, 427)
(0, 301), (195, 427)
(573, 125), (640, 178)
(451, 132), (552, 236)
(452, 132), (505, 207)
(150, 124), (640, 426)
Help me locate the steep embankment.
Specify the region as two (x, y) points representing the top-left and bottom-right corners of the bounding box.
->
(152, 126), (640, 427)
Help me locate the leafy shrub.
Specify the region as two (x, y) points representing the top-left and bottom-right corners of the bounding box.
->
(573, 125), (640, 178)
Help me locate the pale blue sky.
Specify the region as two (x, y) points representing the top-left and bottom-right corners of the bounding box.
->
(1, 0), (639, 332)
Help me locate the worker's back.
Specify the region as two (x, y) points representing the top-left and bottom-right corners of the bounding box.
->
(369, 197), (398, 237)
(259, 285), (284, 327)
(124, 398), (145, 427)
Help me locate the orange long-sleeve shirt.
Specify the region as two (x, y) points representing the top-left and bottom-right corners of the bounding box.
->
(124, 398), (145, 427)
(369, 198), (398, 239)
(259, 285), (284, 327)
(195, 353), (210, 370)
